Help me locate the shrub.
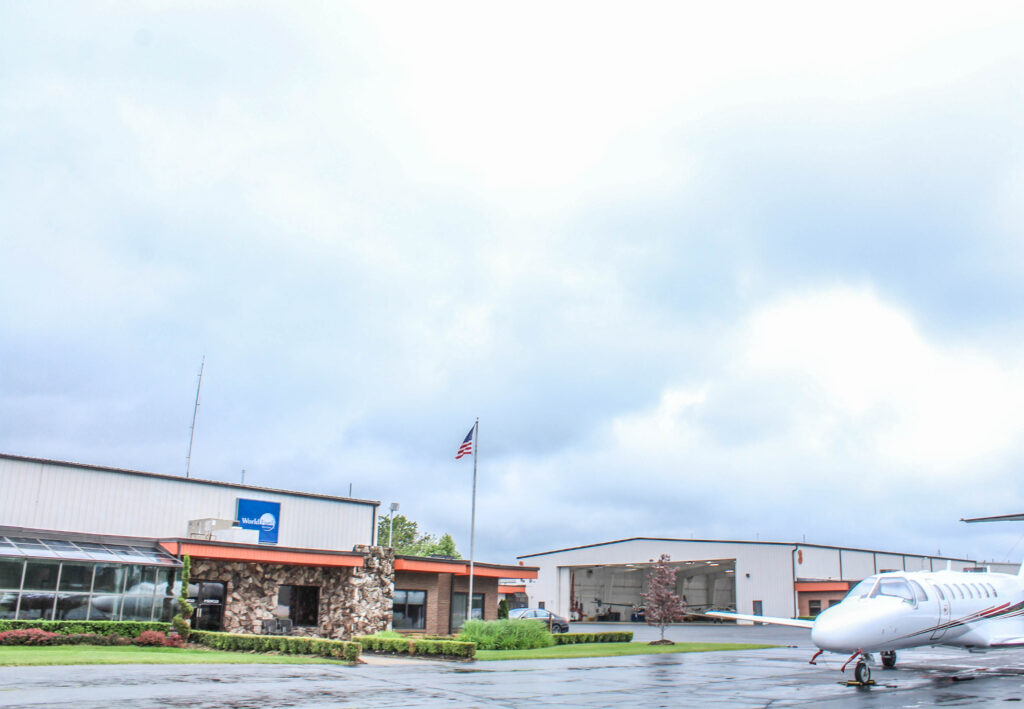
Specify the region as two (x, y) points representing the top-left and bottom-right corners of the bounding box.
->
(0, 629), (135, 646)
(134, 630), (184, 648)
(172, 555), (194, 641)
(0, 620), (170, 638)
(0, 628), (61, 645)
(497, 599), (509, 620)
(457, 619), (554, 651)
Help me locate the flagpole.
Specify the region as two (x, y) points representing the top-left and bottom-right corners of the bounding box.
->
(468, 417), (478, 622)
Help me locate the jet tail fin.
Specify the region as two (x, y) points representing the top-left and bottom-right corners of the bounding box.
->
(961, 514), (1024, 576)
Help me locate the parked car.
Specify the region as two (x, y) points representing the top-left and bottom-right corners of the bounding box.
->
(508, 607), (570, 633)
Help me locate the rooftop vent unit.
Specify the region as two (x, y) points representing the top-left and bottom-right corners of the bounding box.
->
(187, 518), (238, 540)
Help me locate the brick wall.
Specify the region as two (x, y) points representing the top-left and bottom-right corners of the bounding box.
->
(394, 570), (451, 635)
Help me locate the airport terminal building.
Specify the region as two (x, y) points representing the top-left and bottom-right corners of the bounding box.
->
(0, 453), (535, 638)
(519, 538), (1017, 622)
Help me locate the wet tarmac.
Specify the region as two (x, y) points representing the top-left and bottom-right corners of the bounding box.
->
(4, 624), (1024, 707)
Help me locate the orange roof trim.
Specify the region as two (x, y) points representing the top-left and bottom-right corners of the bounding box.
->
(394, 558), (538, 579)
(160, 541), (364, 568)
(498, 585), (526, 594)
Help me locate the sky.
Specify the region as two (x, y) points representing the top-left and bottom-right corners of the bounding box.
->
(3, 1), (1024, 566)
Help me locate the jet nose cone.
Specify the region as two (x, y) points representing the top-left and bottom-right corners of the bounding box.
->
(811, 605), (858, 653)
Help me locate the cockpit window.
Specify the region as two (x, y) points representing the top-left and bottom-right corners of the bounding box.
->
(988, 583), (998, 597)
(847, 576), (878, 599)
(872, 578), (915, 603)
(932, 583), (946, 601)
(908, 580), (929, 602)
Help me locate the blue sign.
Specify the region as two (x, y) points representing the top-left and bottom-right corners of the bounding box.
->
(236, 498), (281, 545)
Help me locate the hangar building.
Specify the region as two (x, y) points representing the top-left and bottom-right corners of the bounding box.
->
(519, 538), (1014, 621)
(1, 453), (535, 638)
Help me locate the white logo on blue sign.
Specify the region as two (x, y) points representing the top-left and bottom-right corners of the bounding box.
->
(236, 498), (281, 544)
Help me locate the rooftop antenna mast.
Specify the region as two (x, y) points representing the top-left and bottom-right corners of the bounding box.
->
(185, 356), (205, 478)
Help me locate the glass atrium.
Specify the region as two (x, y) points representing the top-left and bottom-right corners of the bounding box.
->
(0, 533), (182, 621)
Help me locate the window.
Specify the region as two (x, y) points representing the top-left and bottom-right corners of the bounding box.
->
(908, 580), (929, 602)
(0, 559), (24, 590)
(278, 585), (320, 627)
(988, 583), (998, 597)
(872, 579), (914, 602)
(976, 583), (988, 598)
(808, 600), (822, 617)
(451, 592), (484, 631)
(964, 585), (974, 599)
(932, 584), (945, 601)
(393, 589), (426, 630)
(847, 577), (878, 599)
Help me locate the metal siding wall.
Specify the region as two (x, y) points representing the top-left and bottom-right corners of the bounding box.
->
(525, 540), (796, 619)
(795, 546), (841, 580)
(904, 556), (930, 572)
(0, 458), (374, 551)
(735, 546), (795, 618)
(875, 553), (904, 571)
(840, 550), (875, 580)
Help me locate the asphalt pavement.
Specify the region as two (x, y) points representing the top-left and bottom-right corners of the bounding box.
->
(3, 624), (1024, 707)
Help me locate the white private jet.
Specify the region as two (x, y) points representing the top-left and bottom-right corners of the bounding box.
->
(708, 515), (1024, 685)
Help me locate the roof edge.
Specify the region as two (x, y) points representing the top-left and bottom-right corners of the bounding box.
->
(516, 536), (975, 563)
(0, 452), (380, 508)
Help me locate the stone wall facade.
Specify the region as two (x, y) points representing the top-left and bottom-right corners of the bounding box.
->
(190, 546), (393, 640)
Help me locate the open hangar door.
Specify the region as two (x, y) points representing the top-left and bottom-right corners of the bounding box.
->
(569, 559), (736, 622)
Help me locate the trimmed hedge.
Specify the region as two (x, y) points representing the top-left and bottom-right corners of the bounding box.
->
(554, 631), (634, 644)
(189, 630), (360, 662)
(0, 620), (171, 638)
(355, 634), (476, 659)
(412, 638), (475, 658)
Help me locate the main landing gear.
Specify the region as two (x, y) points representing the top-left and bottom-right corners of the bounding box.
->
(881, 650), (897, 669)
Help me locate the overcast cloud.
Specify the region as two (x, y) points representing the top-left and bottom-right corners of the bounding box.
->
(3, 2), (1024, 565)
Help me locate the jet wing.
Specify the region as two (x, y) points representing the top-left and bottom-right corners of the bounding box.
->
(705, 611), (815, 629)
(984, 637), (1024, 648)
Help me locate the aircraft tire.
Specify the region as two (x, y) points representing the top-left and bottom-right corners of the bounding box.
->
(881, 651), (896, 669)
(854, 661), (871, 684)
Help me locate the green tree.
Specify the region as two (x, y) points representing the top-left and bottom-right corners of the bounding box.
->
(378, 514), (461, 558)
(433, 533), (461, 559)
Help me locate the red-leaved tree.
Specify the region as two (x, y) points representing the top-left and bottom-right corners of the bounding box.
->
(642, 554), (687, 642)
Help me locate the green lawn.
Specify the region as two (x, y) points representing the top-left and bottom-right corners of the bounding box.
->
(475, 641), (777, 661)
(0, 646), (345, 666)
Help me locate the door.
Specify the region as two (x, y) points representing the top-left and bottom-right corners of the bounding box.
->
(930, 586), (951, 641)
(187, 581), (226, 631)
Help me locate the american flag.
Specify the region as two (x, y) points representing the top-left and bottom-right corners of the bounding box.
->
(456, 426), (474, 459)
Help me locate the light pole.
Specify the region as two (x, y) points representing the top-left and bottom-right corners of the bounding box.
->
(388, 502), (400, 547)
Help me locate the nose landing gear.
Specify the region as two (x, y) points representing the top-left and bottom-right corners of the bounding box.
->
(854, 660), (872, 684)
(841, 650), (876, 686)
(881, 650), (897, 669)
